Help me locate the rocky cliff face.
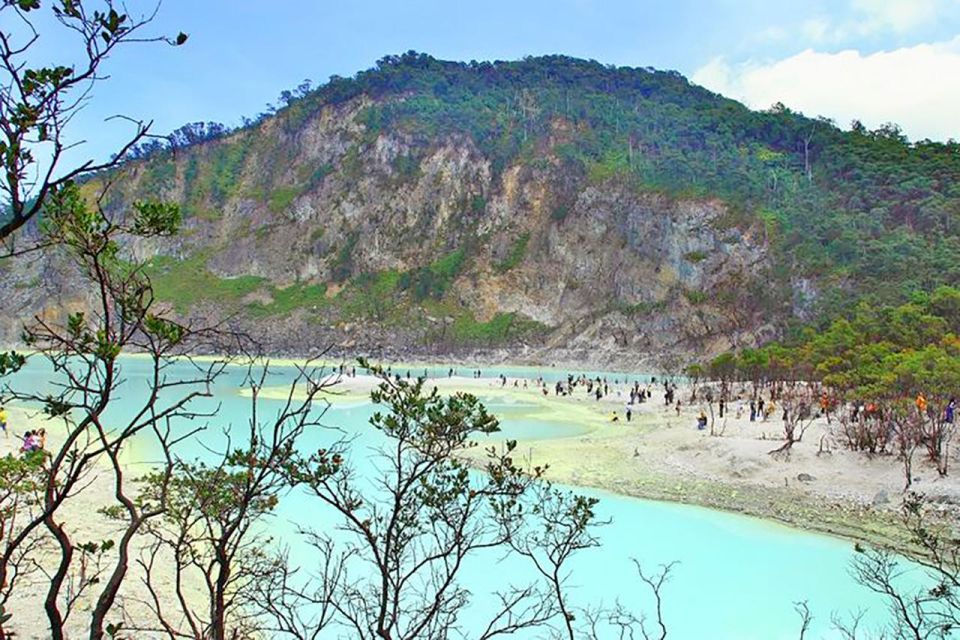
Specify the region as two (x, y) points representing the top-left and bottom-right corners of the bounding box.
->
(0, 96), (776, 370)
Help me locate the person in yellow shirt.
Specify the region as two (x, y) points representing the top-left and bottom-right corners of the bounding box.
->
(0, 406), (7, 436)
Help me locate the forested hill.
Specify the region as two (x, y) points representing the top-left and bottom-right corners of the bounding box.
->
(4, 52), (960, 366)
(298, 52), (959, 310)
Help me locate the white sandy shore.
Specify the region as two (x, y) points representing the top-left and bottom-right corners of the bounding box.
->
(251, 372), (959, 542)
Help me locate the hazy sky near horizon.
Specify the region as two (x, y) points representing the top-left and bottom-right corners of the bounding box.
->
(20, 0), (960, 163)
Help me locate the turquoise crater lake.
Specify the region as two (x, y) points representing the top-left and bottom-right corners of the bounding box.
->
(6, 356), (919, 638)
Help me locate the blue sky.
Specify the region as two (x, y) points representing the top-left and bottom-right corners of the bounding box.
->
(21, 0), (960, 164)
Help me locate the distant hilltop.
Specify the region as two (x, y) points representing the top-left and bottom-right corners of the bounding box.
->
(4, 52), (959, 368)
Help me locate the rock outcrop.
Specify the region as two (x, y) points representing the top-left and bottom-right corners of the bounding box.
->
(0, 94), (775, 370)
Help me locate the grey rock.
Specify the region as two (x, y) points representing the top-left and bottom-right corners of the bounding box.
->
(0, 96), (773, 369)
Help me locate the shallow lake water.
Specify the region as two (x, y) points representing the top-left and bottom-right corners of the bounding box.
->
(4, 356), (926, 638)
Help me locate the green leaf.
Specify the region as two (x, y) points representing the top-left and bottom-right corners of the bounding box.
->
(131, 200), (181, 236)
(0, 351), (26, 377)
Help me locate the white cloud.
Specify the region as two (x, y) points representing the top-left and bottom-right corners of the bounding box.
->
(691, 36), (960, 142)
(780, 1), (957, 46)
(852, 0), (942, 34)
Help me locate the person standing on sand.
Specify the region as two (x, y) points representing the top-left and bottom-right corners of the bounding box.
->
(946, 398), (956, 424)
(675, 399), (681, 416)
(0, 406), (7, 436)
(749, 400), (756, 421)
(19, 431), (36, 454)
(625, 406), (632, 422)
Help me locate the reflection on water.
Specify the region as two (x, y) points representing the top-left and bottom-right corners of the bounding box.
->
(3, 356), (916, 638)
